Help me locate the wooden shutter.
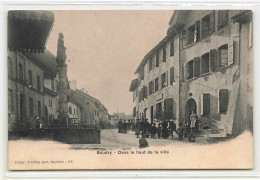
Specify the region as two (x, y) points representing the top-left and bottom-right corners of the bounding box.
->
(182, 63), (187, 81)
(166, 71), (168, 86)
(196, 21), (201, 41)
(209, 11), (215, 33)
(194, 57), (200, 77)
(170, 67), (174, 84)
(204, 94), (210, 115)
(158, 75), (162, 90)
(163, 46), (166, 62)
(210, 49), (218, 72)
(200, 94), (204, 115)
(170, 39), (174, 56)
(182, 30), (187, 47)
(228, 40), (234, 65)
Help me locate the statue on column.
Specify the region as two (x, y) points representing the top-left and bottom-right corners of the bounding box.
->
(57, 33), (67, 66)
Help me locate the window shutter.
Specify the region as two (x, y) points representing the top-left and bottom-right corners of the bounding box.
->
(182, 30), (187, 47)
(182, 63), (187, 81)
(200, 94), (204, 115)
(228, 40), (234, 65)
(210, 49), (218, 72)
(170, 67), (174, 84)
(209, 11), (215, 33)
(158, 76), (162, 90)
(170, 39), (174, 56)
(194, 57), (200, 77)
(195, 21), (201, 41)
(166, 71), (168, 86)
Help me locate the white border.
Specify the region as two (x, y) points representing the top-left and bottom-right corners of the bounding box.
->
(1, 1), (260, 179)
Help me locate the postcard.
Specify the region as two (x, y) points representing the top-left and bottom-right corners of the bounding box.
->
(8, 10), (253, 170)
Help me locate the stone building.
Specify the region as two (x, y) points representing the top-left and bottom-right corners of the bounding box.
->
(130, 10), (253, 137)
(68, 89), (109, 128)
(175, 10), (253, 137)
(130, 21), (180, 124)
(8, 51), (46, 130)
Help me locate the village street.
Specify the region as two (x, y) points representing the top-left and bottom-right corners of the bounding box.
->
(70, 128), (210, 150)
(9, 128), (209, 152)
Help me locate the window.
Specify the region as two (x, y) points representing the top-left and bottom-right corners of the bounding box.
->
(140, 67), (144, 80)
(170, 67), (175, 84)
(201, 94), (210, 115)
(156, 103), (162, 117)
(74, 109), (76, 115)
(8, 57), (12, 79)
(218, 10), (229, 28)
(49, 100), (52, 107)
(20, 94), (25, 122)
(38, 101), (41, 117)
(210, 49), (218, 72)
(149, 81), (154, 95)
(187, 25), (195, 45)
(163, 46), (166, 62)
(28, 70), (32, 87)
(156, 52), (159, 67)
(8, 89), (14, 111)
(218, 44), (228, 68)
(29, 97), (33, 116)
(219, 89), (228, 113)
(170, 39), (174, 56)
(37, 76), (41, 91)
(141, 86), (147, 100)
(69, 106), (72, 114)
(182, 30), (187, 47)
(19, 63), (23, 81)
(155, 78), (159, 92)
(161, 73), (166, 88)
(187, 60), (194, 79)
(51, 79), (55, 90)
(201, 53), (210, 74)
(139, 91), (141, 102)
(202, 11), (215, 38)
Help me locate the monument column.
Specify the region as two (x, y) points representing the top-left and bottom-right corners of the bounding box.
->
(56, 33), (69, 127)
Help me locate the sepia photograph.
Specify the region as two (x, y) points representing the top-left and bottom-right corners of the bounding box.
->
(7, 10), (253, 170)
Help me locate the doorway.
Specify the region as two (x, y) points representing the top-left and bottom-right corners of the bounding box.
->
(185, 98), (197, 123)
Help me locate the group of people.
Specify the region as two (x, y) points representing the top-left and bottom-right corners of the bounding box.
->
(117, 119), (134, 134)
(135, 111), (201, 142)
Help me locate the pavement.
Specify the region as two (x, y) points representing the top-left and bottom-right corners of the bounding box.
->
(70, 128), (210, 150)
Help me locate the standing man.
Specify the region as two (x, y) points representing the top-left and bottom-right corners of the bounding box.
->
(118, 119), (122, 133)
(195, 115), (201, 137)
(135, 119), (141, 138)
(157, 123), (162, 139)
(189, 111), (196, 142)
(123, 120), (127, 133)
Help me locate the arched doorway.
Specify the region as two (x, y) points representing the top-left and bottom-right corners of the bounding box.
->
(185, 98), (197, 123)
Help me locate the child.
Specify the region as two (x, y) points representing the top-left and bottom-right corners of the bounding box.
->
(139, 133), (149, 148)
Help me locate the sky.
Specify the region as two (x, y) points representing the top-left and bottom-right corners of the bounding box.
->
(46, 10), (173, 115)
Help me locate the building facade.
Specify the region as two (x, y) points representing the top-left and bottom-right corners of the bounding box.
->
(130, 24), (180, 124)
(130, 10), (253, 137)
(68, 89), (110, 128)
(8, 51), (45, 130)
(44, 75), (59, 126)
